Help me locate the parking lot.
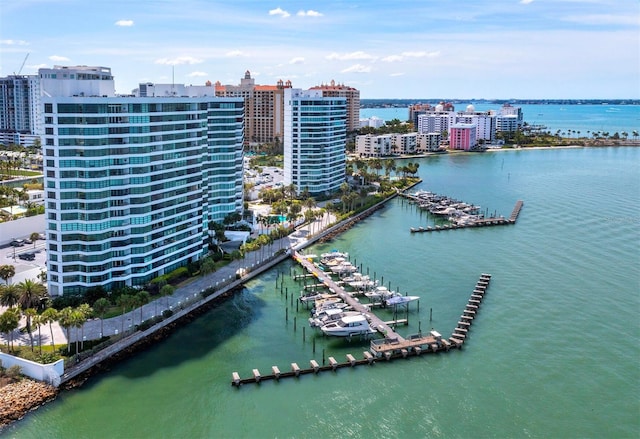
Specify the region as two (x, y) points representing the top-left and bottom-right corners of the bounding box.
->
(3, 241), (47, 284)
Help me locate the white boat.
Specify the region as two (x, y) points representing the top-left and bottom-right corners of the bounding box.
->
(311, 301), (350, 317)
(384, 294), (420, 307)
(320, 314), (375, 337)
(330, 262), (357, 275)
(309, 309), (363, 328)
(364, 286), (392, 301)
(299, 292), (337, 303)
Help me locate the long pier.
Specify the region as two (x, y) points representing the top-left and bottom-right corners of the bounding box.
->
(232, 272), (492, 386)
(410, 200), (523, 233)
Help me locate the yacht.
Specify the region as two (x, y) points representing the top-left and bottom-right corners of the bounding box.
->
(320, 314), (375, 337)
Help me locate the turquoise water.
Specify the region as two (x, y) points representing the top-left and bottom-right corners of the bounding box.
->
(6, 147), (640, 438)
(361, 104), (640, 135)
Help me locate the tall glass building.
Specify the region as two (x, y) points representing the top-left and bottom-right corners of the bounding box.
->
(41, 97), (244, 295)
(283, 89), (346, 197)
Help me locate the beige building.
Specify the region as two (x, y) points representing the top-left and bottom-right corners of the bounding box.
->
(214, 71), (292, 145)
(309, 80), (360, 134)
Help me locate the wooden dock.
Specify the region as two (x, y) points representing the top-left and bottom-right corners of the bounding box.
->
(232, 269), (492, 386)
(410, 201), (523, 233)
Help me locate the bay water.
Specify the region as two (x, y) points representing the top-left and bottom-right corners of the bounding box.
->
(360, 104), (640, 135)
(6, 147), (639, 438)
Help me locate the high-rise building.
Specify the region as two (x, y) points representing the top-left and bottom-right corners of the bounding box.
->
(39, 65), (115, 98)
(283, 88), (346, 197)
(0, 75), (41, 146)
(214, 71), (291, 145)
(450, 123), (477, 151)
(309, 80), (360, 134)
(42, 96), (244, 295)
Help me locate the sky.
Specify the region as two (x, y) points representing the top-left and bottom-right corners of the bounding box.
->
(1, 0), (639, 99)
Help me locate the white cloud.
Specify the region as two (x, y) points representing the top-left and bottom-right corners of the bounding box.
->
(115, 20), (134, 27)
(297, 10), (323, 17)
(225, 50), (247, 57)
(155, 56), (203, 65)
(30, 63), (48, 70)
(289, 57), (304, 64)
(520, 0), (534, 4)
(49, 55), (70, 62)
(187, 71), (207, 77)
(382, 51), (440, 62)
(326, 51), (376, 61)
(0, 39), (28, 46)
(390, 73), (405, 77)
(269, 8), (290, 18)
(341, 64), (371, 73)
(381, 55), (403, 63)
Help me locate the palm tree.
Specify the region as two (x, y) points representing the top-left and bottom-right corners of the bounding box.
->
(24, 308), (38, 351)
(71, 308), (86, 354)
(40, 307), (58, 348)
(17, 279), (47, 348)
(33, 312), (44, 355)
(0, 265), (15, 285)
(30, 232), (40, 248)
(57, 307), (75, 353)
(93, 298), (110, 337)
(160, 285), (175, 312)
(0, 284), (20, 308)
(134, 290), (150, 325)
(77, 303), (92, 350)
(0, 308), (20, 351)
(116, 294), (132, 334)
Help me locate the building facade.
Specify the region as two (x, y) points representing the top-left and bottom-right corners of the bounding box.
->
(39, 65), (115, 98)
(0, 75), (41, 145)
(355, 134), (392, 158)
(449, 123), (477, 151)
(42, 96), (244, 295)
(283, 89), (346, 196)
(309, 80), (360, 134)
(214, 71), (291, 145)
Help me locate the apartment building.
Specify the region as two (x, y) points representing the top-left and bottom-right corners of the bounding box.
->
(0, 75), (41, 146)
(42, 96), (244, 295)
(449, 123), (477, 150)
(309, 80), (360, 134)
(214, 71), (291, 145)
(355, 134), (392, 158)
(283, 88), (346, 196)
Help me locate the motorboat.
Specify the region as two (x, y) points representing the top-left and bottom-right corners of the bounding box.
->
(364, 286), (392, 301)
(384, 294), (420, 307)
(299, 292), (338, 303)
(309, 309), (363, 328)
(310, 301), (350, 317)
(320, 314), (375, 337)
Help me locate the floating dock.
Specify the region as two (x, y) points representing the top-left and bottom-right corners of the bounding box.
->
(232, 272), (492, 386)
(410, 201), (523, 233)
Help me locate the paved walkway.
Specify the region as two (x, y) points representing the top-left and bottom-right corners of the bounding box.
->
(0, 212), (335, 346)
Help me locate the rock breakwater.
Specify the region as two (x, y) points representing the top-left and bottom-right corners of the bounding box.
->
(0, 379), (58, 428)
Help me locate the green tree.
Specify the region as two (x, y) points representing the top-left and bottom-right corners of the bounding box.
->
(30, 232), (40, 248)
(93, 298), (110, 337)
(0, 265), (15, 285)
(57, 307), (75, 352)
(0, 284), (20, 308)
(116, 294), (133, 335)
(134, 290), (150, 325)
(40, 307), (59, 348)
(160, 285), (175, 312)
(17, 279), (47, 348)
(24, 308), (38, 351)
(77, 303), (93, 350)
(0, 308), (20, 351)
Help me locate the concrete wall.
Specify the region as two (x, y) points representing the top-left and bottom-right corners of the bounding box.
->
(0, 352), (64, 386)
(0, 214), (45, 246)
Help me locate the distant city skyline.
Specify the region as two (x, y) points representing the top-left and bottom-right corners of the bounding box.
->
(1, 0), (638, 99)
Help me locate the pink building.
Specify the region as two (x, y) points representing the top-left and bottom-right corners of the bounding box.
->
(449, 123), (477, 151)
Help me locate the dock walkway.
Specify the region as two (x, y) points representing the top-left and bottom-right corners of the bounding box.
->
(292, 251), (402, 341)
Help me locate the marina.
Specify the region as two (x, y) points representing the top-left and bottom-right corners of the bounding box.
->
(401, 189), (524, 232)
(231, 253), (492, 385)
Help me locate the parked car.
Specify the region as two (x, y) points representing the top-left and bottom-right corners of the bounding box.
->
(10, 239), (25, 247)
(24, 239), (33, 245)
(18, 252), (35, 261)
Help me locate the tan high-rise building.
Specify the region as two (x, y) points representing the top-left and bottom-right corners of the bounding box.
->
(215, 71), (292, 145)
(309, 80), (360, 134)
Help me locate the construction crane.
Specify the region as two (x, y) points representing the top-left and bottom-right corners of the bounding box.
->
(15, 53), (29, 75)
